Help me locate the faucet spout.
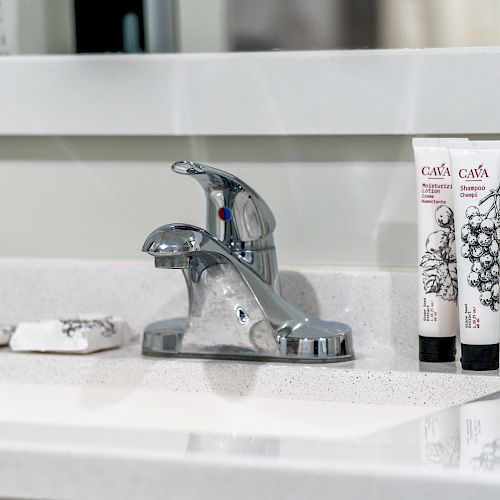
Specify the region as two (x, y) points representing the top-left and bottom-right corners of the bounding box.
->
(154, 256), (191, 269)
(143, 223), (234, 267)
(143, 223), (281, 358)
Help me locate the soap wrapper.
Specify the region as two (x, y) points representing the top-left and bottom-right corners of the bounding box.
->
(0, 325), (16, 346)
(9, 315), (132, 354)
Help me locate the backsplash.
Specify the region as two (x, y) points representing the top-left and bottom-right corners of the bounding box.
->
(0, 258), (417, 356)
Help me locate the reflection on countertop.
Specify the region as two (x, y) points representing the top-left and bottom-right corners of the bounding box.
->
(182, 391), (500, 479)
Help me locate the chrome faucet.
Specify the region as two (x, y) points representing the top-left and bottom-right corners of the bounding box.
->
(142, 161), (354, 362)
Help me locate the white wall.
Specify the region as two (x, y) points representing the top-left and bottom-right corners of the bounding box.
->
(177, 0), (228, 53)
(377, 0), (500, 49)
(16, 0), (74, 54)
(0, 135), (421, 269)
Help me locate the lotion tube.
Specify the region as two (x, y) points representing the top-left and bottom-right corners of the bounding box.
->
(449, 142), (500, 371)
(420, 408), (460, 467)
(414, 138), (466, 362)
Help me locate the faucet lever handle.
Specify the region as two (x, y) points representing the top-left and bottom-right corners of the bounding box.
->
(172, 161), (276, 251)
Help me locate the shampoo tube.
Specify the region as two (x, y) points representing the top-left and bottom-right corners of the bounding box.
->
(460, 398), (500, 472)
(414, 138), (467, 362)
(449, 142), (500, 371)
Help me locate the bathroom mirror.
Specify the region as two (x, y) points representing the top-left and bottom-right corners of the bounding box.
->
(1, 0), (500, 55)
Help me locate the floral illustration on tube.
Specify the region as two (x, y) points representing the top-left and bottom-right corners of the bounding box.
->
(420, 205), (458, 303)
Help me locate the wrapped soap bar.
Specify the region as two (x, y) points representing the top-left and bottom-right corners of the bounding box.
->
(10, 315), (132, 354)
(0, 325), (16, 346)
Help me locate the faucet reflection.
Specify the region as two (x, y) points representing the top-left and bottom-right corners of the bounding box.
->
(186, 433), (280, 457)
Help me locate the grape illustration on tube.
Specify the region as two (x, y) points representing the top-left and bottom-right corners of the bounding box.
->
(461, 185), (500, 313)
(450, 142), (500, 371)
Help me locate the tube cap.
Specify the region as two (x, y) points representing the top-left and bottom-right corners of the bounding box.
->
(419, 335), (456, 362)
(461, 343), (499, 371)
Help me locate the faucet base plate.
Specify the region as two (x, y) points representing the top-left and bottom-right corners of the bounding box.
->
(142, 318), (354, 363)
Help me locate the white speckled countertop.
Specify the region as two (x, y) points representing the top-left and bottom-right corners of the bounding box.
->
(0, 258), (499, 407)
(1, 344), (500, 407)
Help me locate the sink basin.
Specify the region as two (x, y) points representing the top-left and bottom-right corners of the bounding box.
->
(0, 380), (447, 500)
(0, 382), (499, 500)
(0, 383), (436, 442)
